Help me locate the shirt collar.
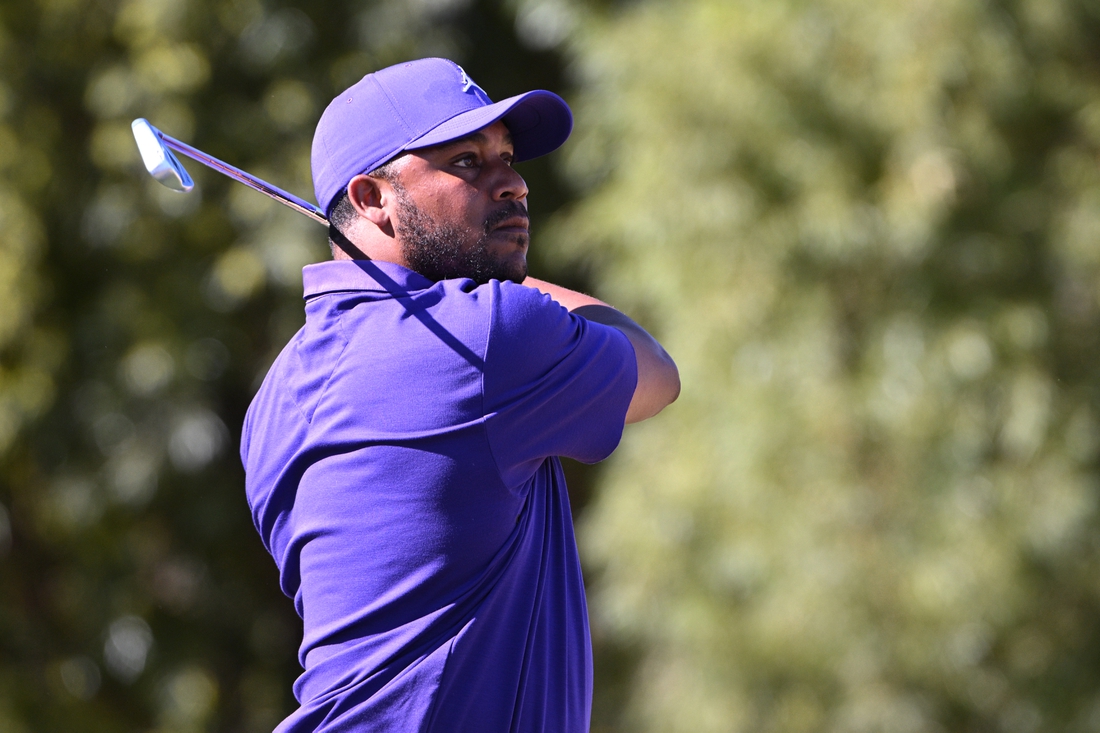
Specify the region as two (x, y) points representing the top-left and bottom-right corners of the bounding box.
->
(302, 260), (435, 299)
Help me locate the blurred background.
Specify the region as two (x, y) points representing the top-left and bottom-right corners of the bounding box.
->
(3, 0), (1100, 730)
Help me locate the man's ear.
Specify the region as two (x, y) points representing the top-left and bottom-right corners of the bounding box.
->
(346, 174), (392, 230)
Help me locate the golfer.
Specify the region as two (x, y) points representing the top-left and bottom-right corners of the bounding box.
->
(241, 57), (679, 733)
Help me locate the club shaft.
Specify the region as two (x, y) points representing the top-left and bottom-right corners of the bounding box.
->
(159, 133), (329, 225)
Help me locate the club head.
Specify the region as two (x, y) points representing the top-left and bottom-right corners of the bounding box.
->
(131, 118), (194, 192)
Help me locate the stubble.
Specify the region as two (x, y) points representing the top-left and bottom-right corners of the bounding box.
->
(392, 182), (529, 285)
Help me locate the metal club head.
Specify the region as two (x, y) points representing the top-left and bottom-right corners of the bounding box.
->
(131, 118), (194, 192)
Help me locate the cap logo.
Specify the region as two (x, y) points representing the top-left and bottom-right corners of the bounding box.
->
(456, 65), (489, 102)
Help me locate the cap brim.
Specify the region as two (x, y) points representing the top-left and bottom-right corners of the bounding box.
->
(403, 90), (572, 162)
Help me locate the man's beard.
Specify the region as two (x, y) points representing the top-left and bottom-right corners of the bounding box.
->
(393, 182), (529, 285)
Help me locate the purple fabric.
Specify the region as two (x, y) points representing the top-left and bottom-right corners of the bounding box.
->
(311, 58), (573, 215)
(241, 260), (637, 732)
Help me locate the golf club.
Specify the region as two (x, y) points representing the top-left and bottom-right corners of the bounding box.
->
(131, 118), (328, 225)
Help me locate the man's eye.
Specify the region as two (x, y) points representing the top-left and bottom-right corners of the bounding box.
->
(454, 154), (478, 168)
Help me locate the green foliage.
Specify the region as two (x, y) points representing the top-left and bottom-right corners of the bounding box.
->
(558, 0), (1100, 730)
(10, 0), (1100, 729)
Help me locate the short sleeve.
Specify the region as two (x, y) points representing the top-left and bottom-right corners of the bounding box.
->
(483, 281), (638, 489)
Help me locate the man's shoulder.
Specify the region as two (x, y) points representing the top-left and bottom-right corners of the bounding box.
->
(306, 273), (575, 376)
(481, 279), (570, 335)
(387, 277), (570, 341)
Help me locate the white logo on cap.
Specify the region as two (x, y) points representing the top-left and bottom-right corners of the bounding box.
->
(456, 65), (489, 100)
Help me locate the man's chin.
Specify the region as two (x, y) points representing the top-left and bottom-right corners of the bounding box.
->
(498, 254), (528, 284)
(504, 268), (527, 285)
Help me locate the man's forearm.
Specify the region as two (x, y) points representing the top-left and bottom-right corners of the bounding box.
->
(523, 277), (680, 423)
(523, 277), (608, 312)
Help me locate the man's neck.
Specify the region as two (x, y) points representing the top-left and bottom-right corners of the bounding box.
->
(329, 228), (371, 260)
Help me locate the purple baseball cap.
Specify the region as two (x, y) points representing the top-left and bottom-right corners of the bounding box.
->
(311, 57), (573, 216)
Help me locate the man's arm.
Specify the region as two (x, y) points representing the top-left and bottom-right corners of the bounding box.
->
(524, 277), (680, 424)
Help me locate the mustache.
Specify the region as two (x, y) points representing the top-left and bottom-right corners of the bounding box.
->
(482, 202), (529, 234)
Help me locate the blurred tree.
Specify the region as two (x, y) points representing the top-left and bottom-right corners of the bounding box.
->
(0, 0), (578, 730)
(556, 0), (1100, 731)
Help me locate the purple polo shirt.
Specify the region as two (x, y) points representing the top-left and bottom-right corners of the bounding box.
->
(240, 259), (636, 733)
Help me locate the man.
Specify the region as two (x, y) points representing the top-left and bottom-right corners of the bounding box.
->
(241, 57), (679, 732)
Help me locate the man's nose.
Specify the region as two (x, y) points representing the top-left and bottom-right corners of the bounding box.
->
(493, 161), (528, 202)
